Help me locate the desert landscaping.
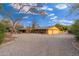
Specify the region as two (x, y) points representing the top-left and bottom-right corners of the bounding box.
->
(0, 3), (79, 56)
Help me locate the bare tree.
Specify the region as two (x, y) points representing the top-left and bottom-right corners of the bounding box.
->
(67, 3), (79, 16)
(0, 3), (47, 33)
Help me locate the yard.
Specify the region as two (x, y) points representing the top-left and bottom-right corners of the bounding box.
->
(0, 33), (79, 56)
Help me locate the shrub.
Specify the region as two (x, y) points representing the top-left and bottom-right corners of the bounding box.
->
(0, 22), (6, 44)
(75, 35), (79, 41)
(69, 20), (79, 41)
(55, 24), (68, 31)
(31, 29), (35, 33)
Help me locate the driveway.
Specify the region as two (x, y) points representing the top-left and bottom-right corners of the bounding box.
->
(0, 33), (79, 56)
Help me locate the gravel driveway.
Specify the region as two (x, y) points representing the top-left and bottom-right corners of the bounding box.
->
(0, 33), (79, 56)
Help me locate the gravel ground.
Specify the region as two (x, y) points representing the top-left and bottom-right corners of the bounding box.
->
(0, 33), (79, 56)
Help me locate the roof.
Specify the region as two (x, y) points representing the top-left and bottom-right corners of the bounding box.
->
(17, 26), (59, 30)
(48, 26), (59, 30)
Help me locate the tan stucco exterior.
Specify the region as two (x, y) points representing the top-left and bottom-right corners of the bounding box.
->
(47, 26), (60, 35)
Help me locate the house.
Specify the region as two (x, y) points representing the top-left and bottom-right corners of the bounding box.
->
(17, 26), (61, 35)
(33, 26), (60, 35)
(17, 28), (32, 33)
(47, 26), (60, 35)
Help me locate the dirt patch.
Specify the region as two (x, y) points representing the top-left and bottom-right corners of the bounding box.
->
(3, 37), (15, 44)
(74, 41), (79, 48)
(3, 32), (15, 44)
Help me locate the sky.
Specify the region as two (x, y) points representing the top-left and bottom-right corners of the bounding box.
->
(0, 3), (79, 27)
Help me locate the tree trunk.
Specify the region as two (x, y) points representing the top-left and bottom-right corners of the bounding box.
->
(11, 23), (17, 33)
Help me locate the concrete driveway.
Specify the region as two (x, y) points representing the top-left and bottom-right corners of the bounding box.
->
(0, 33), (79, 56)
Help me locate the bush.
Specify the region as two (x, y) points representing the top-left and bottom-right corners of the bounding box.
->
(0, 23), (6, 44)
(69, 20), (79, 41)
(75, 35), (79, 41)
(31, 29), (35, 33)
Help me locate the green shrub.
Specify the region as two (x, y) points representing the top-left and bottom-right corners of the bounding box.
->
(69, 20), (79, 41)
(75, 35), (79, 41)
(0, 22), (6, 44)
(31, 29), (35, 33)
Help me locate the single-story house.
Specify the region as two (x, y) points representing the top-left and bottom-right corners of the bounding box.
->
(17, 28), (32, 33)
(47, 26), (60, 35)
(17, 26), (61, 35)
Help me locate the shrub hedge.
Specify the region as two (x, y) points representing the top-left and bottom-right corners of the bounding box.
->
(68, 20), (79, 41)
(0, 22), (6, 44)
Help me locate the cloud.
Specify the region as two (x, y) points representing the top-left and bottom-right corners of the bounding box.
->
(59, 20), (74, 25)
(48, 13), (55, 16)
(41, 6), (47, 10)
(20, 6), (31, 13)
(40, 6), (53, 11)
(60, 22), (73, 26)
(29, 3), (37, 6)
(51, 19), (58, 23)
(10, 3), (37, 13)
(49, 19), (74, 26)
(47, 8), (53, 11)
(27, 11), (39, 15)
(10, 3), (21, 9)
(56, 4), (68, 9)
(59, 20), (73, 23)
(50, 16), (58, 20)
(23, 16), (29, 19)
(27, 21), (31, 24)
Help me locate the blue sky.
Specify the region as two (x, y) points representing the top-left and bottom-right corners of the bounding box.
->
(0, 3), (79, 27)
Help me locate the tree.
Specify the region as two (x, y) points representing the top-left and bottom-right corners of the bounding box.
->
(67, 4), (79, 16)
(68, 20), (79, 41)
(67, 4), (79, 41)
(55, 24), (68, 31)
(0, 3), (47, 33)
(69, 20), (79, 33)
(0, 19), (12, 32)
(31, 19), (40, 33)
(15, 23), (24, 30)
